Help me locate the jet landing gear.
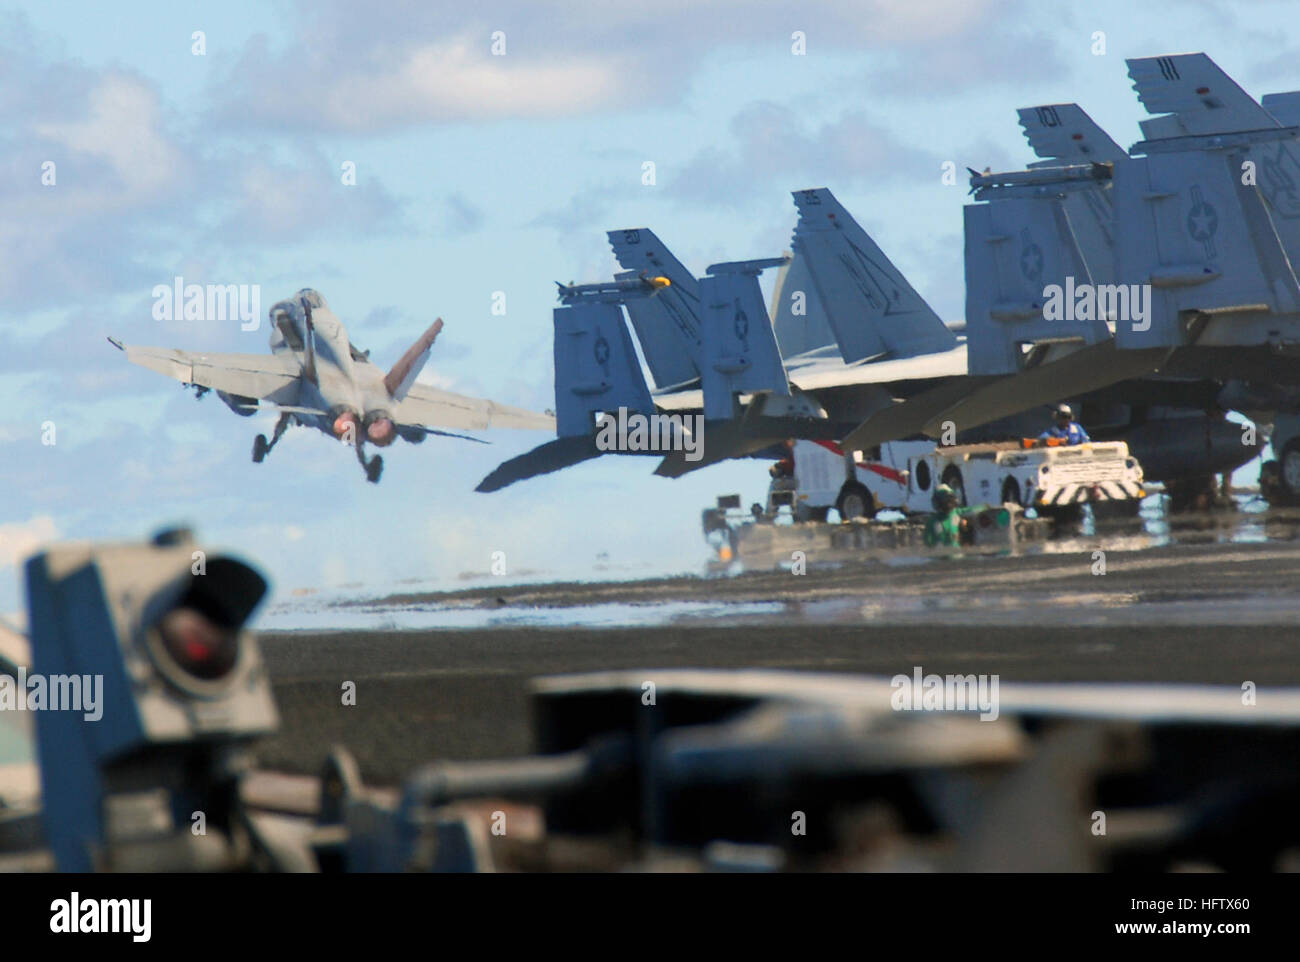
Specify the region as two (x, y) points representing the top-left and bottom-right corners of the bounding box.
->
(252, 413), (291, 464)
(354, 436), (383, 484)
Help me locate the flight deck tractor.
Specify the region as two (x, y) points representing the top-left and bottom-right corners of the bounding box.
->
(780, 439), (1145, 521)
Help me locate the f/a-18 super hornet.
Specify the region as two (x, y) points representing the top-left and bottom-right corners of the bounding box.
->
(110, 289), (554, 482)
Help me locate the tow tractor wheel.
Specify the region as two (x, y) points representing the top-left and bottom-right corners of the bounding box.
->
(1165, 474), (1216, 513)
(252, 434), (268, 463)
(1282, 440), (1300, 501)
(1260, 460), (1286, 505)
(836, 482), (876, 521)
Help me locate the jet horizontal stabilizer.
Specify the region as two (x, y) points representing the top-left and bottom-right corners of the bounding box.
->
(476, 435), (623, 492)
(653, 416), (849, 479)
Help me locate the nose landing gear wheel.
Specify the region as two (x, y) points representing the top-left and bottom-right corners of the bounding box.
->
(365, 455), (383, 484)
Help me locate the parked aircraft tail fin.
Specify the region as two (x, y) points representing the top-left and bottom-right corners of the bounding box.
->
(1017, 104), (1126, 164)
(697, 259), (791, 420)
(607, 229), (705, 383)
(1115, 138), (1300, 347)
(1262, 91), (1300, 127)
(791, 187), (957, 363)
(964, 186), (1113, 375)
(615, 269), (702, 390)
(771, 249), (838, 357)
(553, 302), (655, 437)
(1128, 53), (1279, 139)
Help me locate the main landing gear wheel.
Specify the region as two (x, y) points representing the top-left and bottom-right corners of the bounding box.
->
(365, 455), (383, 484)
(253, 413), (290, 465)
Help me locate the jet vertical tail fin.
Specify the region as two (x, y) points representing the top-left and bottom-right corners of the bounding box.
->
(771, 249), (838, 357)
(1128, 53), (1279, 139)
(1017, 104), (1126, 165)
(1263, 91), (1300, 127)
(616, 270), (702, 390)
(791, 188), (957, 363)
(1115, 144), (1300, 347)
(607, 229), (705, 386)
(1117, 56), (1300, 346)
(698, 258), (791, 420)
(553, 302), (654, 437)
(964, 176), (1114, 375)
(383, 319), (443, 400)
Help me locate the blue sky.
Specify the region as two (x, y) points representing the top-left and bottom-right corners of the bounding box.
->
(3, 0), (1298, 615)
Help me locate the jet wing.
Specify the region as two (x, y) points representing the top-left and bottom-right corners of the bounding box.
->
(843, 342), (1169, 451)
(396, 383), (555, 432)
(784, 345), (968, 392)
(643, 347), (970, 420)
(111, 341), (302, 399)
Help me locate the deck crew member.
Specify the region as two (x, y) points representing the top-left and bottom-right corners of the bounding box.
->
(1039, 404), (1090, 445)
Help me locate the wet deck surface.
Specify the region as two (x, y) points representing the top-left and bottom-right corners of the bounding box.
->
(255, 499), (1300, 783)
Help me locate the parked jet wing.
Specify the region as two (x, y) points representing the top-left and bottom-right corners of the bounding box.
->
(109, 340), (302, 399)
(842, 342), (1168, 451)
(841, 377), (992, 452)
(396, 383), (555, 433)
(783, 344), (968, 392)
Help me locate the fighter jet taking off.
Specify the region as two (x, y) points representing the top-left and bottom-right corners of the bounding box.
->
(109, 289), (554, 482)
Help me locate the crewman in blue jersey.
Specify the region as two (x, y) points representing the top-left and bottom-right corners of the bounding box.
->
(1039, 403), (1090, 445)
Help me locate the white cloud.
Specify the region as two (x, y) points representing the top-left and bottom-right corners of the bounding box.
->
(0, 516), (59, 568)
